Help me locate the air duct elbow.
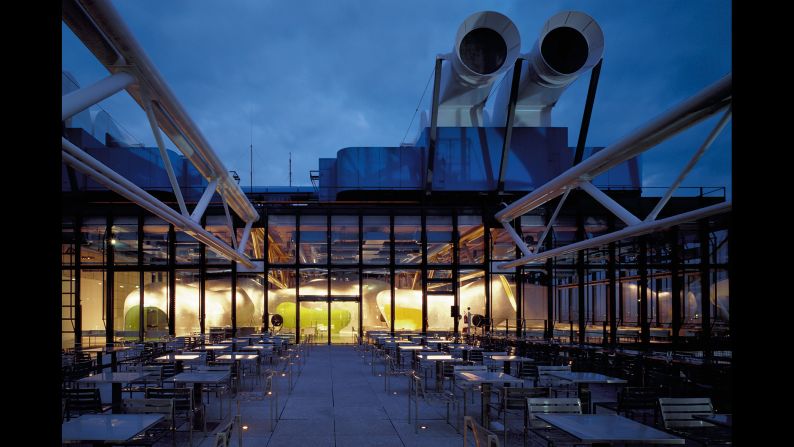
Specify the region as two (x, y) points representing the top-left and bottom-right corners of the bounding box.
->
(487, 11), (604, 127)
(436, 11), (521, 126)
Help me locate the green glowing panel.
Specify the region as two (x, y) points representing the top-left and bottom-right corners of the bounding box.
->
(382, 304), (422, 330)
(275, 302), (297, 329)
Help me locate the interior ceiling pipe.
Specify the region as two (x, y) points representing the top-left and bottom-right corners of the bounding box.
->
(495, 201), (731, 270)
(62, 137), (255, 268)
(62, 0), (259, 225)
(434, 11), (521, 127)
(487, 11), (605, 127)
(496, 73), (732, 223)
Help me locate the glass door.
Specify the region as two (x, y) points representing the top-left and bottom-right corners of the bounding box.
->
(299, 300), (328, 344)
(330, 300), (359, 344)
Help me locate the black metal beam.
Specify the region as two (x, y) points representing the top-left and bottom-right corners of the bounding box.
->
(231, 261), (237, 337)
(168, 224), (176, 337)
(497, 58), (524, 192)
(421, 213), (428, 334)
(425, 58), (443, 194)
(389, 215), (396, 335)
(573, 59), (603, 165)
(576, 212), (586, 345)
(105, 217), (114, 348)
(452, 213), (460, 336)
(74, 214), (83, 350)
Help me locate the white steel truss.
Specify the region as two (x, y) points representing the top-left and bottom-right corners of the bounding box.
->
(495, 73), (732, 270)
(62, 0), (259, 268)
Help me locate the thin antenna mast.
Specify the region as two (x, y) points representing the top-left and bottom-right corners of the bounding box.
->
(249, 110), (253, 194)
(289, 152), (292, 187)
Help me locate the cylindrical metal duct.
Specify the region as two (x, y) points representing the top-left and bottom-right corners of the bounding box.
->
(435, 11), (521, 126)
(487, 11), (604, 127)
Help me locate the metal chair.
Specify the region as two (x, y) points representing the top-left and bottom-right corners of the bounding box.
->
(62, 387), (106, 420)
(658, 397), (732, 445)
(407, 372), (457, 434)
(527, 397), (583, 447)
(463, 415), (501, 447)
(145, 387), (195, 447)
(119, 398), (175, 446)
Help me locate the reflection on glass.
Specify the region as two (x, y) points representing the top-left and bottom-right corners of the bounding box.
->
(115, 270), (140, 341)
(268, 269), (296, 336)
(331, 301), (359, 344)
(331, 216), (358, 264)
(268, 215), (296, 264)
(80, 269), (105, 347)
(143, 272), (168, 340)
(460, 269), (485, 335)
(362, 269), (390, 333)
(300, 301), (328, 343)
(113, 217), (138, 265)
(237, 273), (264, 331)
(300, 215), (327, 265)
(175, 231), (200, 264)
(427, 216), (452, 265)
(521, 272), (547, 335)
(490, 227), (515, 261)
(458, 216), (484, 264)
(394, 216), (420, 264)
(237, 226), (265, 259)
(81, 217), (107, 265)
(206, 216), (231, 264)
(143, 217), (169, 264)
(363, 216), (390, 264)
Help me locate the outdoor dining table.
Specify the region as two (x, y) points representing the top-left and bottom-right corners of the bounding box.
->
(77, 371), (148, 413)
(548, 371), (628, 413)
(62, 413), (165, 446)
(486, 355), (534, 374)
(535, 414), (685, 445)
(82, 346), (132, 371)
(454, 371), (524, 428)
(165, 371), (231, 430)
(154, 353), (201, 373)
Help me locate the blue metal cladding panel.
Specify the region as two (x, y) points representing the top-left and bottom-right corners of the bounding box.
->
(318, 158), (336, 202)
(335, 146), (424, 190)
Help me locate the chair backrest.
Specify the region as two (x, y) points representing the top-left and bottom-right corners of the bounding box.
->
(659, 397), (715, 429)
(517, 361), (539, 380)
(527, 397), (582, 428)
(409, 372), (425, 399)
(213, 419), (235, 447)
(145, 387), (193, 417)
(63, 388), (102, 418)
(501, 387), (550, 411)
(463, 415), (501, 447)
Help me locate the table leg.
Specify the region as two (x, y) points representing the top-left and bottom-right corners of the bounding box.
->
(503, 361), (510, 374)
(193, 384), (205, 430)
(111, 383), (122, 413)
(481, 383), (492, 427)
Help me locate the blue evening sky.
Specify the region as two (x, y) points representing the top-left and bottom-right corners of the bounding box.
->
(62, 0), (731, 196)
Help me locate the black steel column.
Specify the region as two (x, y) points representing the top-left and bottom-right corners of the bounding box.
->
(295, 214), (300, 341)
(699, 220), (712, 359)
(231, 262), (237, 337)
(138, 215), (145, 342)
(514, 218), (523, 338)
(573, 60), (603, 165)
(327, 214), (332, 345)
(670, 227), (681, 348)
(168, 225), (176, 337)
(263, 215), (269, 332)
(358, 214), (364, 343)
(421, 213), (428, 334)
(639, 237), (650, 347)
(389, 215), (396, 335)
(452, 213), (460, 336)
(607, 241), (617, 347)
(484, 220), (492, 334)
(138, 271), (144, 342)
(105, 217), (114, 347)
(576, 213), (585, 345)
(424, 58), (443, 193)
(74, 214), (83, 350)
(546, 259), (554, 340)
(497, 58), (524, 192)
(199, 232), (206, 336)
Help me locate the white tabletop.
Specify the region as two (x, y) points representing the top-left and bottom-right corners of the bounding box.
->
(78, 372), (147, 384)
(417, 354), (457, 361)
(536, 414), (684, 444)
(83, 346), (131, 353)
(454, 371), (524, 385)
(196, 345), (231, 350)
(216, 354), (259, 361)
(155, 354), (200, 361)
(62, 414), (164, 442)
(488, 355), (534, 362)
(549, 371), (627, 384)
(167, 371), (231, 384)
(241, 345), (273, 350)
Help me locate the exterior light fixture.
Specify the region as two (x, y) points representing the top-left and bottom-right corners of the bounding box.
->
(111, 238), (117, 245)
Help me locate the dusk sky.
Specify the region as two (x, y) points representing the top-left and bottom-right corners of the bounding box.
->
(62, 0), (732, 196)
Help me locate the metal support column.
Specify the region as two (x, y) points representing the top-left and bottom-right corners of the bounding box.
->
(699, 220), (712, 360)
(607, 241), (617, 347)
(497, 58), (524, 192)
(389, 215), (396, 335)
(421, 213), (428, 334)
(168, 225), (176, 337)
(670, 227), (681, 348)
(358, 214), (364, 343)
(105, 217), (115, 348)
(231, 261), (237, 337)
(573, 60), (603, 165)
(452, 214), (460, 336)
(484, 220), (492, 334)
(576, 214), (586, 345)
(639, 237), (650, 347)
(425, 58), (443, 194)
(199, 235), (206, 336)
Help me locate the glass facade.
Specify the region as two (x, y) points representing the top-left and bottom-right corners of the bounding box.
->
(60, 208), (729, 349)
